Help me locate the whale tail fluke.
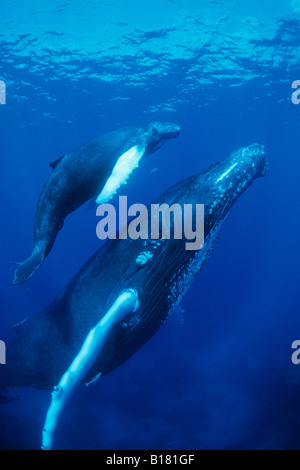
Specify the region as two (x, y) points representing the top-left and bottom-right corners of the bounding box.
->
(13, 247), (45, 285)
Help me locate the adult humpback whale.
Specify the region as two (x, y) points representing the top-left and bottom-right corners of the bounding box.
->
(13, 121), (180, 285)
(1, 144), (267, 449)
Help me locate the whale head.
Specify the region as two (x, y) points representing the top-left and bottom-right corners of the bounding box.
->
(208, 143), (267, 193)
(198, 144), (267, 229)
(142, 121), (181, 154)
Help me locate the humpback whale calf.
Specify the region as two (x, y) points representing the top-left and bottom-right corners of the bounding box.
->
(1, 144), (267, 449)
(13, 121), (180, 285)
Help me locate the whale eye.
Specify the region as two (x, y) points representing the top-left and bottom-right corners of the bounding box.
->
(151, 126), (158, 134)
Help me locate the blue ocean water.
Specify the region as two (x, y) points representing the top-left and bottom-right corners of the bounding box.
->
(1, 0), (300, 450)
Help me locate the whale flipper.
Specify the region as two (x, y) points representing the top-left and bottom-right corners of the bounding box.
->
(42, 288), (139, 450)
(88, 145), (145, 208)
(95, 145), (145, 204)
(13, 247), (45, 285)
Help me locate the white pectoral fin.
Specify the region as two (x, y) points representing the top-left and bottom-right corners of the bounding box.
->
(96, 145), (145, 204)
(41, 289), (139, 450)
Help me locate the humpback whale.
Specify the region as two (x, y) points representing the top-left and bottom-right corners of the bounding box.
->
(13, 122), (180, 285)
(1, 144), (267, 449)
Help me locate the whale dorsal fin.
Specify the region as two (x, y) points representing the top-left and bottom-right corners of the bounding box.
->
(12, 318), (27, 334)
(49, 156), (64, 169)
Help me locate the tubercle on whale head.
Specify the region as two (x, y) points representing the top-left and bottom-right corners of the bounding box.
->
(233, 144), (268, 179)
(143, 121), (181, 154)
